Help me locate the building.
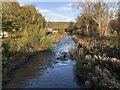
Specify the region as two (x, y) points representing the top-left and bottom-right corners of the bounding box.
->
(53, 30), (58, 34)
(46, 26), (53, 34)
(2, 31), (9, 38)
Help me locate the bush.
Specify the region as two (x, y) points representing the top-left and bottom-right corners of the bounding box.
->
(40, 35), (54, 50)
(70, 46), (78, 59)
(75, 36), (120, 89)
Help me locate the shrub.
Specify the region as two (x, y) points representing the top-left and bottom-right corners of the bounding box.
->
(70, 46), (78, 59)
(75, 36), (120, 89)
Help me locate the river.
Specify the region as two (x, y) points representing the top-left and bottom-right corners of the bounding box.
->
(4, 36), (85, 88)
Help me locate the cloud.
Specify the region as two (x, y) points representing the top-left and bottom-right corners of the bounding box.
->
(38, 9), (50, 12)
(57, 3), (74, 11)
(66, 3), (73, 7)
(19, 2), (33, 6)
(38, 9), (73, 22)
(58, 7), (72, 10)
(19, 3), (24, 6)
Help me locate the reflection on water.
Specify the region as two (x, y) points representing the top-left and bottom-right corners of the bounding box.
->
(4, 36), (85, 88)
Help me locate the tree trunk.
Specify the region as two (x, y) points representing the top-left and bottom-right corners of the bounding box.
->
(98, 23), (102, 36)
(104, 24), (109, 36)
(104, 17), (110, 36)
(86, 24), (89, 35)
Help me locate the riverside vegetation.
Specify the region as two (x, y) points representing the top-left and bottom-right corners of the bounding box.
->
(1, 1), (120, 89)
(2, 2), (52, 84)
(68, 1), (120, 89)
(1, 2), (67, 85)
(70, 36), (120, 89)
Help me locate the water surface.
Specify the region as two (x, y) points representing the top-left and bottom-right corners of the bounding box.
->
(4, 36), (85, 88)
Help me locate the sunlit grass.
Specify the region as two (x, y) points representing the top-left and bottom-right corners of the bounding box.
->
(48, 32), (67, 43)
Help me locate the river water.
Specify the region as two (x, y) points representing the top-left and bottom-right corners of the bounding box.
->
(4, 36), (85, 88)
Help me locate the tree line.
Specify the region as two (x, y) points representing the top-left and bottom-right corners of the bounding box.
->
(2, 2), (54, 60)
(66, 1), (119, 37)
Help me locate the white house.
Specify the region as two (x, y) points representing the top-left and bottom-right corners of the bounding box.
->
(47, 28), (53, 32)
(53, 30), (58, 34)
(3, 31), (9, 38)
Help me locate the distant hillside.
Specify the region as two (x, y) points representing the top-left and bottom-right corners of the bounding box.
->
(47, 22), (69, 31)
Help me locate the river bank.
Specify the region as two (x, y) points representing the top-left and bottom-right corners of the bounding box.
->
(71, 35), (120, 89)
(3, 36), (85, 88)
(3, 51), (37, 85)
(2, 33), (67, 86)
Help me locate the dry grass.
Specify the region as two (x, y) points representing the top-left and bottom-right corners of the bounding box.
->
(75, 35), (120, 89)
(70, 46), (77, 59)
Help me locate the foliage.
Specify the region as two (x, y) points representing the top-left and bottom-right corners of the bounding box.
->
(74, 36), (120, 89)
(66, 15), (98, 36)
(40, 35), (54, 50)
(70, 46), (78, 59)
(2, 40), (11, 58)
(2, 2), (53, 60)
(69, 1), (117, 36)
(109, 12), (120, 33)
(47, 22), (69, 32)
(76, 15), (98, 36)
(2, 2), (20, 32)
(2, 2), (55, 85)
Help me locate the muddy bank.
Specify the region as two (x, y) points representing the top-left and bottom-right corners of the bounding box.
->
(2, 51), (38, 85)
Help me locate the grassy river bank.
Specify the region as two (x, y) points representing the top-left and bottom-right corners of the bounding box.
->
(2, 32), (67, 86)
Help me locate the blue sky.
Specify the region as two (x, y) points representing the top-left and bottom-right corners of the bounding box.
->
(18, 1), (80, 22)
(18, 0), (119, 22)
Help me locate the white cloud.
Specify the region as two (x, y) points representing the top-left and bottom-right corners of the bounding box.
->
(66, 3), (73, 7)
(38, 9), (50, 12)
(19, 2), (33, 6)
(20, 3), (24, 6)
(38, 9), (73, 22)
(58, 7), (72, 10)
(57, 3), (74, 11)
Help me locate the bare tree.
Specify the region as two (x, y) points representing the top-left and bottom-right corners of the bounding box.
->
(73, 0), (116, 36)
(73, 1), (93, 35)
(91, 1), (116, 36)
